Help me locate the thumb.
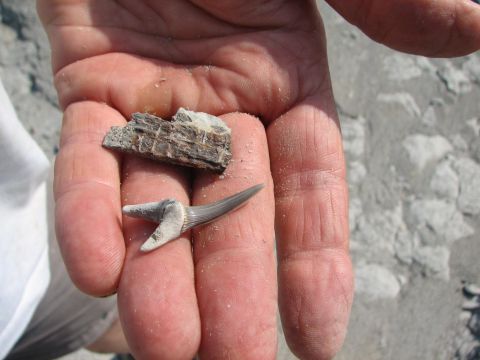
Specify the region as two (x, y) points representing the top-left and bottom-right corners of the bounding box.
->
(325, 0), (480, 56)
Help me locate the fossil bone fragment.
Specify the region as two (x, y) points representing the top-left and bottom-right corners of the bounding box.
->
(103, 108), (232, 172)
(123, 183), (264, 252)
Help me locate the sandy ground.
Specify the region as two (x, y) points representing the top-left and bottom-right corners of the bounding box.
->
(1, 1), (479, 359)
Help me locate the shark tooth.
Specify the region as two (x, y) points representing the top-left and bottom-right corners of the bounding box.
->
(122, 183), (264, 252)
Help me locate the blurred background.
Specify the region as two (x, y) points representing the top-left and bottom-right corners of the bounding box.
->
(1, 1), (479, 359)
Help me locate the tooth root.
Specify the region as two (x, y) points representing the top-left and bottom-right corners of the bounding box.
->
(183, 183), (264, 231)
(140, 225), (171, 252)
(122, 201), (168, 223)
(139, 200), (185, 252)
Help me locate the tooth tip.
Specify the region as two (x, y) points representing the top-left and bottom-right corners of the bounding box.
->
(140, 239), (157, 252)
(140, 244), (151, 252)
(244, 183), (265, 197)
(255, 183), (265, 191)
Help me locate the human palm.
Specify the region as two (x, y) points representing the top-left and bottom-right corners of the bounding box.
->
(37, 0), (480, 359)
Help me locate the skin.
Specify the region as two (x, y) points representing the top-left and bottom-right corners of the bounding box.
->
(37, 0), (480, 359)
(326, 0), (480, 57)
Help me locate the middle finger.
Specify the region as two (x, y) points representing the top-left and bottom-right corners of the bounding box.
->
(192, 113), (277, 359)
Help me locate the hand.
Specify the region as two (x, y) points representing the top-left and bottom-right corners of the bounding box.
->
(38, 1), (353, 359)
(326, 0), (480, 56)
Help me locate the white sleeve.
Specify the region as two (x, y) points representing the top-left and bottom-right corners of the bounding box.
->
(0, 79), (51, 359)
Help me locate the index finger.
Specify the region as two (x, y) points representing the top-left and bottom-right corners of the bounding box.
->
(54, 101), (126, 295)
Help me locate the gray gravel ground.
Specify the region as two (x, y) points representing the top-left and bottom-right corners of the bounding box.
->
(1, 1), (479, 359)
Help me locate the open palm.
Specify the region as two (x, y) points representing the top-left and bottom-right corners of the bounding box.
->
(39, 0), (480, 358)
(38, 1), (352, 359)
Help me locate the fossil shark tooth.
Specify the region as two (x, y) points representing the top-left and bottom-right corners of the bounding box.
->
(122, 183), (264, 252)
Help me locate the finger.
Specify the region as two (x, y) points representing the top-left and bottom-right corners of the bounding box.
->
(267, 95), (354, 359)
(54, 101), (125, 296)
(192, 114), (277, 359)
(117, 158), (201, 359)
(325, 0), (480, 56)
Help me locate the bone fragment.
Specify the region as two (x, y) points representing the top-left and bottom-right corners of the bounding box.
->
(103, 108), (232, 172)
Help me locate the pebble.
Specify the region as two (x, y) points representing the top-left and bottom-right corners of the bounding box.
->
(436, 62), (472, 95)
(454, 157), (480, 215)
(341, 116), (366, 158)
(451, 134), (469, 151)
(407, 198), (474, 244)
(421, 106), (437, 127)
(383, 54), (422, 81)
(349, 197), (362, 231)
(462, 55), (480, 82)
(377, 92), (421, 118)
(356, 205), (404, 256)
(355, 263), (401, 300)
(466, 118), (480, 137)
(430, 159), (459, 200)
(462, 299), (480, 311)
(348, 161), (367, 184)
(416, 57), (437, 75)
(412, 245), (450, 281)
(402, 134), (453, 171)
(394, 231), (417, 265)
(464, 283), (480, 296)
